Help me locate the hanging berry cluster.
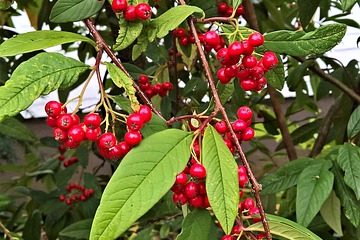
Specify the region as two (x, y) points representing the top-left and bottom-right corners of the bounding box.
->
(217, 2), (245, 17)
(137, 74), (174, 99)
(112, 0), (152, 21)
(216, 32), (278, 91)
(59, 183), (94, 206)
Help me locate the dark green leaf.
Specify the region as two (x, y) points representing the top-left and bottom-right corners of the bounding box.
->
(23, 210), (41, 240)
(296, 160), (334, 227)
(264, 24), (347, 56)
(0, 117), (37, 142)
(0, 53), (89, 121)
(320, 191), (343, 236)
(219, 81), (234, 104)
(347, 106), (360, 139)
(50, 0), (105, 23)
(141, 114), (167, 138)
(202, 125), (239, 234)
(0, 194), (11, 210)
(114, 18), (143, 51)
(177, 209), (217, 240)
(298, 0), (321, 27)
(60, 219), (92, 239)
(0, 30), (95, 57)
(266, 58), (285, 90)
(89, 129), (193, 240)
(112, 95), (133, 113)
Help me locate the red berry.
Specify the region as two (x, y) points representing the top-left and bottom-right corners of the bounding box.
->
(173, 28), (187, 38)
(225, 6), (233, 17)
(189, 163), (206, 179)
(71, 114), (80, 125)
(217, 2), (228, 14)
(241, 40), (254, 55)
(242, 55), (258, 68)
(59, 194), (66, 201)
(217, 68), (231, 84)
(84, 113), (101, 129)
(232, 225), (243, 234)
(108, 144), (123, 160)
(237, 106), (253, 120)
(46, 116), (58, 128)
(175, 172), (188, 185)
(124, 5), (137, 21)
(215, 120), (228, 134)
(171, 184), (184, 194)
(235, 5), (244, 17)
(242, 127), (255, 141)
(172, 192), (187, 205)
(238, 165), (247, 175)
(98, 133), (117, 149)
(189, 196), (203, 208)
(262, 51), (278, 70)
(56, 114), (74, 130)
(232, 119), (247, 132)
(240, 79), (256, 91)
(138, 105), (152, 123)
(198, 182), (207, 195)
(184, 182), (199, 199)
(238, 173), (248, 188)
(117, 141), (131, 156)
(45, 101), (63, 117)
(65, 198), (72, 205)
(86, 127), (101, 141)
(224, 65), (238, 78)
(124, 131), (142, 146)
(135, 3), (152, 20)
(53, 128), (67, 142)
(216, 48), (231, 65)
(243, 197), (256, 210)
(138, 74), (149, 84)
(163, 82), (174, 91)
(248, 32), (264, 47)
(127, 113), (144, 131)
(221, 235), (233, 240)
(228, 41), (243, 57)
(236, 68), (250, 80)
(204, 31), (221, 46)
(179, 36), (189, 46)
(202, 196), (210, 208)
(112, 0), (128, 12)
(64, 139), (80, 149)
(67, 125), (85, 142)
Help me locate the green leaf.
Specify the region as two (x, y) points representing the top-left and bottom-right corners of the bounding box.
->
(202, 125), (239, 234)
(114, 18), (143, 51)
(264, 24), (347, 56)
(232, 0), (243, 10)
(50, 0), (105, 23)
(106, 62), (140, 111)
(337, 143), (360, 200)
(246, 214), (322, 240)
(320, 191), (343, 236)
(60, 219), (92, 239)
(260, 158), (314, 194)
(347, 106), (360, 139)
(0, 194), (11, 210)
(0, 53), (89, 122)
(265, 58), (285, 90)
(176, 209), (217, 240)
(89, 129), (193, 240)
(296, 160), (334, 227)
(219, 81), (234, 104)
(341, 0), (357, 11)
(112, 95), (133, 113)
(298, 0), (321, 27)
(0, 117), (37, 142)
(0, 0), (13, 10)
(150, 5), (205, 38)
(0, 30), (95, 57)
(23, 210), (41, 240)
(141, 114), (167, 138)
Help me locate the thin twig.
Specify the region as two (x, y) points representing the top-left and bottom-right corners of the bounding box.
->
(195, 17), (233, 23)
(0, 221), (14, 240)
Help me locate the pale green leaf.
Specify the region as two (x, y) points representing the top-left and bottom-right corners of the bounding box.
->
(0, 30), (95, 57)
(320, 191), (343, 236)
(113, 18), (143, 51)
(0, 53), (89, 121)
(347, 106), (360, 139)
(202, 125), (239, 234)
(89, 129), (193, 240)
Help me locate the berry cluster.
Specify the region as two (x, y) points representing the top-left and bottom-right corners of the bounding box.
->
(214, 106), (255, 154)
(217, 2), (244, 17)
(45, 101), (103, 149)
(96, 105), (152, 160)
(59, 183), (94, 206)
(215, 32), (278, 91)
(138, 74), (174, 98)
(112, 0), (152, 21)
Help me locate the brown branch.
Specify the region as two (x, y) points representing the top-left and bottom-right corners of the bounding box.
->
(84, 19), (165, 121)
(243, 0), (297, 161)
(195, 17), (233, 23)
(294, 56), (360, 104)
(178, 0), (271, 239)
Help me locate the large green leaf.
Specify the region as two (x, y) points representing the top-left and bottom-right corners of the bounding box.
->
(202, 125), (239, 234)
(89, 129), (193, 240)
(347, 106), (360, 139)
(106, 62), (139, 111)
(60, 219), (92, 239)
(298, 0), (321, 27)
(320, 191), (343, 236)
(176, 210), (217, 240)
(114, 18), (143, 51)
(264, 24), (347, 56)
(260, 158), (314, 194)
(141, 114), (167, 138)
(246, 214), (322, 240)
(50, 0), (105, 23)
(0, 53), (89, 121)
(296, 160), (334, 227)
(337, 143), (360, 200)
(0, 30), (95, 57)
(150, 5), (204, 38)
(341, 0), (357, 11)
(0, 117), (37, 142)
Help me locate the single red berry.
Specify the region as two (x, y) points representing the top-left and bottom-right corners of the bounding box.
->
(84, 188), (94, 197)
(249, 206), (260, 216)
(224, 65), (238, 78)
(188, 35), (195, 43)
(189, 196), (203, 208)
(117, 141), (131, 156)
(216, 48), (230, 65)
(46, 116), (58, 128)
(221, 235), (233, 240)
(189, 163), (207, 179)
(171, 184), (184, 194)
(242, 127), (255, 141)
(71, 114), (80, 125)
(86, 127), (101, 141)
(204, 31), (221, 47)
(237, 106), (253, 120)
(45, 101), (63, 117)
(217, 68), (231, 84)
(236, 68), (251, 80)
(240, 79), (256, 91)
(225, 6), (233, 17)
(235, 5), (244, 17)
(135, 3), (152, 20)
(124, 5), (137, 21)
(257, 233), (267, 240)
(175, 172), (188, 185)
(138, 105), (152, 123)
(173, 28), (187, 38)
(56, 114), (74, 130)
(228, 41), (243, 57)
(238, 165), (247, 175)
(84, 113), (101, 129)
(243, 197), (256, 210)
(192, 142), (200, 156)
(242, 55), (258, 68)
(58, 155), (65, 161)
(108, 145), (123, 160)
(67, 125), (85, 142)
(64, 139), (80, 149)
(215, 120), (228, 134)
(138, 74), (149, 84)
(65, 198), (72, 205)
(198, 182), (207, 195)
(59, 194), (66, 201)
(127, 113), (144, 131)
(248, 32), (264, 47)
(172, 192), (187, 205)
(179, 36), (189, 46)
(217, 2), (228, 14)
(238, 173), (248, 188)
(112, 0), (128, 12)
(53, 128), (67, 142)
(262, 51), (278, 70)
(163, 82), (174, 91)
(98, 133), (117, 149)
(232, 119), (247, 132)
(224, 138), (234, 150)
(184, 182), (199, 199)
(124, 131), (142, 146)
(232, 225), (243, 234)
(241, 40), (254, 55)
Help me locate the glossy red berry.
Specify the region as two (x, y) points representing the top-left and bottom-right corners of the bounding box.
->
(217, 68), (231, 84)
(112, 0), (128, 12)
(179, 36), (189, 46)
(59, 194), (66, 201)
(242, 127), (255, 141)
(56, 114), (74, 130)
(235, 5), (244, 17)
(172, 192), (187, 205)
(46, 116), (57, 127)
(221, 235), (233, 240)
(127, 113), (144, 131)
(53, 128), (67, 142)
(124, 131), (142, 146)
(217, 2), (228, 14)
(86, 127), (101, 141)
(84, 113), (101, 129)
(98, 133), (117, 149)
(224, 65), (238, 78)
(138, 74), (149, 84)
(262, 51), (278, 70)
(242, 55), (258, 68)
(243, 197), (256, 210)
(241, 40), (254, 55)
(228, 41), (243, 57)
(163, 82), (174, 91)
(204, 31), (221, 46)
(173, 28), (187, 38)
(248, 32), (264, 47)
(189, 163), (206, 179)
(216, 48), (230, 65)
(215, 120), (228, 134)
(124, 5), (137, 21)
(238, 173), (249, 188)
(189, 196), (203, 208)
(45, 101), (63, 117)
(138, 105), (152, 123)
(232, 119), (247, 132)
(232, 225), (243, 234)
(175, 172), (188, 185)
(67, 125), (85, 142)
(118, 141), (131, 155)
(185, 182), (199, 199)
(240, 79), (256, 91)
(64, 138), (80, 149)
(135, 3), (152, 20)
(237, 106), (253, 120)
